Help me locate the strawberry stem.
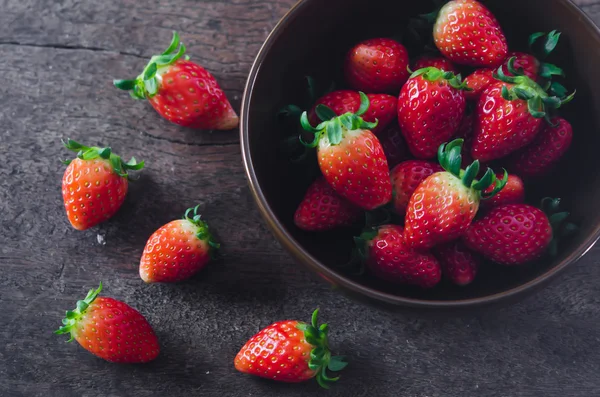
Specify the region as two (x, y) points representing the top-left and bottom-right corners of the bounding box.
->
(541, 197), (578, 256)
(62, 139), (144, 178)
(411, 67), (471, 91)
(55, 282), (103, 342)
(183, 205), (220, 258)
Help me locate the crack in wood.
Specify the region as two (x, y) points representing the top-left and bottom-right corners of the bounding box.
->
(138, 130), (239, 147)
(0, 40), (147, 60)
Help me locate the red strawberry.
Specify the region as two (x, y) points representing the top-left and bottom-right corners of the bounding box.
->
(114, 31), (238, 130)
(356, 225), (441, 288)
(455, 112), (476, 168)
(234, 309), (347, 388)
(308, 90), (396, 134)
(502, 31), (565, 81)
(294, 178), (362, 232)
(139, 206), (219, 283)
(433, 0), (508, 67)
(376, 123), (408, 169)
(502, 52), (539, 80)
(404, 139), (507, 250)
(471, 64), (573, 163)
(434, 241), (480, 286)
(413, 55), (460, 74)
(463, 69), (495, 102)
(398, 67), (468, 159)
(61, 140), (144, 231)
(344, 38), (410, 93)
(481, 173), (525, 210)
(55, 283), (159, 363)
(508, 117), (573, 178)
(463, 202), (562, 265)
(300, 93), (392, 210)
(390, 160), (443, 216)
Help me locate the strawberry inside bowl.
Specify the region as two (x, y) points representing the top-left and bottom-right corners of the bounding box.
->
(240, 0), (600, 308)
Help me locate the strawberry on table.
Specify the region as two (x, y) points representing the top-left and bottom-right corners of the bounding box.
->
(398, 67), (468, 159)
(61, 139), (144, 231)
(481, 173), (525, 210)
(355, 225), (442, 288)
(294, 178), (362, 232)
(432, 0), (508, 67)
(55, 283), (160, 363)
(390, 160), (443, 217)
(113, 31), (238, 130)
(404, 139), (508, 250)
(308, 90), (396, 134)
(344, 38), (410, 93)
(434, 241), (480, 286)
(139, 205), (219, 283)
(508, 117), (573, 178)
(300, 92), (392, 210)
(413, 55), (460, 74)
(234, 309), (347, 388)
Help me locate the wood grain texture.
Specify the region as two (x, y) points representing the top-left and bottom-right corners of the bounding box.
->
(1, 0), (600, 396)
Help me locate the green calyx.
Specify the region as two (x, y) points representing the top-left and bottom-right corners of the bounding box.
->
(437, 139), (508, 199)
(494, 59), (575, 124)
(184, 205), (220, 258)
(113, 31), (188, 100)
(62, 139), (144, 179)
(541, 197), (578, 257)
(299, 92), (378, 147)
(54, 282), (103, 342)
(295, 309), (348, 389)
(528, 30), (564, 79)
(410, 67), (471, 91)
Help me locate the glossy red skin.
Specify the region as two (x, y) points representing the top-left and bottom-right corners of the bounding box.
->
(413, 56), (460, 74)
(318, 129), (392, 210)
(404, 172), (479, 250)
(433, 0), (508, 67)
(294, 178), (362, 232)
(234, 320), (315, 382)
(472, 81), (543, 162)
(398, 75), (466, 159)
(308, 91), (396, 134)
(391, 160), (443, 217)
(481, 173), (525, 210)
(149, 60), (239, 130)
(508, 117), (573, 178)
(463, 204), (553, 265)
(434, 241), (480, 286)
(73, 297), (160, 363)
(375, 123), (408, 169)
(139, 219), (211, 283)
(344, 38), (410, 93)
(62, 158), (128, 231)
(464, 69), (495, 102)
(366, 225), (442, 288)
(502, 52), (540, 80)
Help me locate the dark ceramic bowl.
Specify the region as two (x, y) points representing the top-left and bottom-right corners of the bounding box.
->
(241, 0), (600, 308)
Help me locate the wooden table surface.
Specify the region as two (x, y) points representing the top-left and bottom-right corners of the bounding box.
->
(2, 0), (600, 396)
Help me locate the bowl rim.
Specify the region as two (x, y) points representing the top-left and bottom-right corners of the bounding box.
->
(240, 0), (600, 308)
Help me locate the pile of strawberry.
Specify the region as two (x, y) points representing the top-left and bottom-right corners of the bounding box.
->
(55, 32), (347, 387)
(289, 0), (577, 289)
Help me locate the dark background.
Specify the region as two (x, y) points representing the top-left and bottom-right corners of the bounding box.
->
(2, 0), (600, 396)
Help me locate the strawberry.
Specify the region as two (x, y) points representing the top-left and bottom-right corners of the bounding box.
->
(471, 63), (574, 163)
(433, 0), (508, 67)
(61, 139), (144, 231)
(114, 31), (238, 130)
(455, 112), (476, 168)
(300, 92), (392, 210)
(502, 31), (565, 81)
(434, 241), (480, 286)
(390, 160), (443, 217)
(139, 206), (219, 283)
(294, 178), (362, 232)
(398, 67), (468, 159)
(376, 123), (408, 169)
(404, 139), (507, 250)
(463, 198), (573, 265)
(355, 225), (441, 288)
(502, 52), (539, 80)
(463, 69), (495, 102)
(413, 55), (460, 74)
(344, 38), (410, 93)
(308, 90), (396, 134)
(481, 173), (525, 210)
(55, 283), (160, 363)
(234, 309), (347, 388)
(508, 117), (573, 178)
